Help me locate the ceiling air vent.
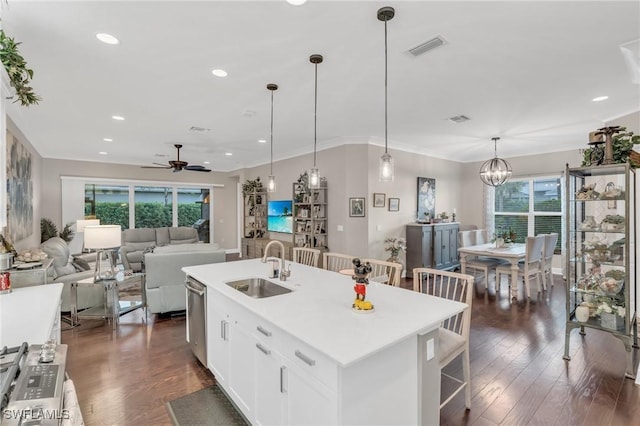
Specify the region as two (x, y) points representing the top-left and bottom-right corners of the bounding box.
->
(448, 115), (470, 124)
(189, 126), (210, 132)
(408, 35), (447, 57)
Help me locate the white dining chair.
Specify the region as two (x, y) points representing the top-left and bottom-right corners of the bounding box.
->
(292, 247), (321, 268)
(322, 252), (356, 273)
(496, 235), (545, 298)
(458, 230), (506, 289)
(360, 258), (402, 287)
(413, 267), (473, 410)
(541, 233), (559, 290)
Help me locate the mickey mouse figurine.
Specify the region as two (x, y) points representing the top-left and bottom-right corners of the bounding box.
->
(352, 258), (374, 311)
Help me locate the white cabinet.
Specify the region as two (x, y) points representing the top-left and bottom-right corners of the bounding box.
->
(207, 295), (230, 386)
(207, 290), (337, 425)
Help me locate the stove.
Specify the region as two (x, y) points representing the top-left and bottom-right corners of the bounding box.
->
(0, 342), (68, 425)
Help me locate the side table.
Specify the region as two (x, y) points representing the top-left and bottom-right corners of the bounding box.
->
(6, 258), (55, 288)
(72, 271), (146, 329)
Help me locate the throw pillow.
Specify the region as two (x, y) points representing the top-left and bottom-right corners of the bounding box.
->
(71, 257), (91, 272)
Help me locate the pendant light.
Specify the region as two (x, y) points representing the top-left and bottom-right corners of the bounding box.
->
(378, 6), (395, 182)
(267, 83), (278, 193)
(308, 54), (323, 190)
(479, 137), (512, 186)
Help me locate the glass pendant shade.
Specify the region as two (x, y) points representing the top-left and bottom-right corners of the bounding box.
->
(379, 152), (394, 182)
(479, 137), (512, 186)
(267, 175), (276, 193)
(308, 168), (320, 189)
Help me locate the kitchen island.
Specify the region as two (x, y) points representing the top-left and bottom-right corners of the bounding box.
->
(183, 258), (466, 425)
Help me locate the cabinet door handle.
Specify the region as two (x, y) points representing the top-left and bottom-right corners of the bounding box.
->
(280, 366), (287, 394)
(256, 325), (272, 337)
(220, 320), (225, 340)
(255, 343), (271, 355)
(295, 350), (316, 366)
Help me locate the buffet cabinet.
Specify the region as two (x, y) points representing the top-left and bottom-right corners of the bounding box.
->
(405, 223), (459, 278)
(564, 163), (638, 379)
(241, 238), (293, 261)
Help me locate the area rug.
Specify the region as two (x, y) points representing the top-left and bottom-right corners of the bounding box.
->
(166, 385), (248, 426)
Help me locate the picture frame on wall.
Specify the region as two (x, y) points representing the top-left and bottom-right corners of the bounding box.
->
(417, 177), (436, 221)
(373, 193), (386, 208)
(349, 197), (365, 217)
(388, 198), (400, 212)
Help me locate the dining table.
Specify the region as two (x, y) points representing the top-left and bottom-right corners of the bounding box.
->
(458, 242), (526, 300)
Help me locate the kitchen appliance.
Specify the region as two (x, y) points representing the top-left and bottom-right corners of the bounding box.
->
(0, 342), (68, 425)
(185, 277), (206, 366)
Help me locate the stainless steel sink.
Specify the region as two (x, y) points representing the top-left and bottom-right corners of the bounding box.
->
(225, 277), (292, 299)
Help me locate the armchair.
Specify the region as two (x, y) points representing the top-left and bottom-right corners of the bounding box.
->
(39, 237), (103, 312)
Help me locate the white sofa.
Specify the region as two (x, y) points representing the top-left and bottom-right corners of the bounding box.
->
(144, 243), (226, 314)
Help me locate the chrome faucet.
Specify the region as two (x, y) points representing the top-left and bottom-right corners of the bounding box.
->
(261, 240), (291, 281)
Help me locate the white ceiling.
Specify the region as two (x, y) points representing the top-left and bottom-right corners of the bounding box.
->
(2, 0), (639, 172)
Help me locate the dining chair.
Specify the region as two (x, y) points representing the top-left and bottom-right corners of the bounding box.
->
(292, 247), (321, 268)
(360, 258), (402, 286)
(495, 235), (545, 298)
(458, 230), (506, 289)
(412, 267), (473, 410)
(541, 233), (559, 290)
(322, 252), (356, 273)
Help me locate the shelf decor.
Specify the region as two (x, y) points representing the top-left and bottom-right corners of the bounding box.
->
(564, 162), (638, 379)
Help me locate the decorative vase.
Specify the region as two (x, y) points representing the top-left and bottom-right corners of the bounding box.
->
(386, 252), (404, 275)
(575, 305), (590, 322)
(495, 237), (505, 248)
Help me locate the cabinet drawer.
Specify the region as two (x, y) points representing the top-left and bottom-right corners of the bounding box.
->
(279, 333), (338, 392)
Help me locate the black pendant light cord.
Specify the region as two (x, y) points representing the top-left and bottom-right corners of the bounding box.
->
(313, 60), (318, 167)
(270, 88), (274, 175)
(384, 16), (388, 155)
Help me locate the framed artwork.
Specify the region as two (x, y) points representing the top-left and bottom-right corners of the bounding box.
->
(349, 197), (365, 217)
(417, 177), (436, 221)
(388, 198), (400, 212)
(373, 193), (386, 208)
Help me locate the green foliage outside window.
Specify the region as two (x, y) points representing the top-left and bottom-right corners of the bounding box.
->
(87, 202), (201, 230)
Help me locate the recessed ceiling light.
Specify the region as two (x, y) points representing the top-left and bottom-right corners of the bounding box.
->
(96, 33), (119, 45)
(592, 95), (609, 102)
(99, 151), (108, 155)
(225, 152), (233, 156)
(212, 69), (228, 77)
(258, 139), (267, 144)
(287, 0), (307, 5)
(112, 115), (125, 121)
(103, 138), (113, 142)
(204, 161), (210, 165)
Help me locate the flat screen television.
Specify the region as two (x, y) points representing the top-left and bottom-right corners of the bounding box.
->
(267, 200), (293, 234)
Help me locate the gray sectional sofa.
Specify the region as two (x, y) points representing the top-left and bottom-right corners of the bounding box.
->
(119, 226), (200, 272)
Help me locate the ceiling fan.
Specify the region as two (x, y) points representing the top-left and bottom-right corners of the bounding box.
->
(141, 144), (211, 172)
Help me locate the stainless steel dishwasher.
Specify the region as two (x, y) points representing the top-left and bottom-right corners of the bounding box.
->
(185, 277), (207, 366)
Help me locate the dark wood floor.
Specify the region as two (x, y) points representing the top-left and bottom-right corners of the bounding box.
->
(61, 271), (640, 426)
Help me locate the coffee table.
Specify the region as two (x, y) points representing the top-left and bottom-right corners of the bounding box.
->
(72, 271), (146, 329)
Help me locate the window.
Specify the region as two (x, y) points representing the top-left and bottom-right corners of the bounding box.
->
(493, 176), (562, 252)
(76, 180), (213, 242)
(84, 184), (129, 230)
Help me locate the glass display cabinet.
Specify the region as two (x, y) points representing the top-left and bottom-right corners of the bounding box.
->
(564, 163), (638, 379)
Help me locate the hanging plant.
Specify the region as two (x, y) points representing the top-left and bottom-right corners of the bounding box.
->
(0, 28), (41, 106)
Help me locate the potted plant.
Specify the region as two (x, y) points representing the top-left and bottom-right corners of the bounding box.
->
(581, 127), (640, 167)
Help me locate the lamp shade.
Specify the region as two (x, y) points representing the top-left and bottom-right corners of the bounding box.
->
(76, 219), (100, 233)
(84, 225), (121, 249)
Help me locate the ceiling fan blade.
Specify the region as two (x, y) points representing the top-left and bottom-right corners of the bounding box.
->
(152, 162), (170, 167)
(141, 165), (171, 169)
(185, 165), (211, 172)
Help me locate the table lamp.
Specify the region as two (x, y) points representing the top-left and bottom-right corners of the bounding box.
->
(76, 219), (100, 252)
(83, 225), (121, 281)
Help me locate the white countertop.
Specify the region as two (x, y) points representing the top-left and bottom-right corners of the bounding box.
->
(183, 259), (466, 367)
(0, 283), (63, 347)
